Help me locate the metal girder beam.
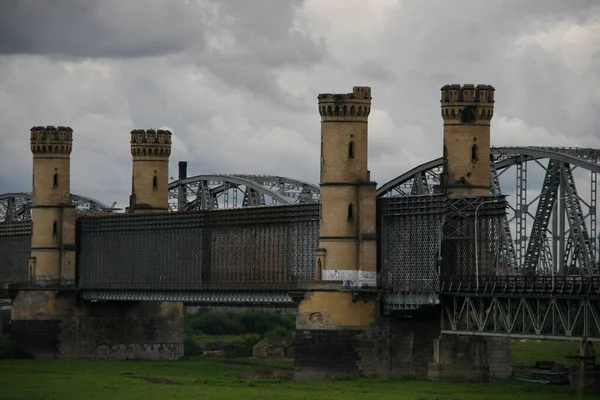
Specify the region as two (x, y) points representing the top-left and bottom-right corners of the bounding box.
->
(560, 164), (598, 275)
(490, 162), (519, 274)
(377, 147), (600, 198)
(515, 157), (528, 267)
(495, 148), (600, 173)
(0, 192), (115, 222)
(441, 293), (600, 340)
(523, 160), (560, 273)
(81, 290), (296, 306)
(169, 175), (297, 210)
(410, 171), (429, 195)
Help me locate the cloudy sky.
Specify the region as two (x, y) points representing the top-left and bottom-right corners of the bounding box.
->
(0, 0), (599, 208)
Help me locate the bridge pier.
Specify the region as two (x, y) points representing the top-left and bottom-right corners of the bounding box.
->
(10, 290), (183, 360)
(294, 288), (387, 379)
(427, 334), (510, 382)
(570, 341), (600, 393)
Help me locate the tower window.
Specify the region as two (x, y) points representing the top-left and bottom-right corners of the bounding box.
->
(53, 173), (58, 187)
(348, 141), (355, 159)
(471, 144), (479, 163)
(347, 203), (354, 220)
(317, 259), (322, 279)
(52, 221), (58, 236)
(153, 175), (158, 190)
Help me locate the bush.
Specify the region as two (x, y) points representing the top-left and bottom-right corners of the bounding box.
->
(183, 336), (202, 357)
(186, 311), (246, 335)
(185, 310), (295, 336)
(0, 337), (31, 360)
(265, 326), (294, 339)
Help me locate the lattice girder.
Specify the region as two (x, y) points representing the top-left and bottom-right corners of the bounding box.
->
(441, 293), (600, 340)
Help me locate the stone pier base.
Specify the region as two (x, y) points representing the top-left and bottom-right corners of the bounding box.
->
(10, 290), (184, 360)
(388, 309), (440, 378)
(293, 288), (387, 380)
(427, 334), (511, 382)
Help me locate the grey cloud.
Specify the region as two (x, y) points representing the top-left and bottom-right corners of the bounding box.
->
(0, 0), (209, 58)
(0, 0), (599, 207)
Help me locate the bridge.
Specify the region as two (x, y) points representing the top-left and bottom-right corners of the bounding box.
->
(1, 84), (598, 383)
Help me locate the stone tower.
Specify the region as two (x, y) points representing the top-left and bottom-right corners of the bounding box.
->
(295, 87), (381, 380)
(29, 126), (77, 286)
(440, 84), (495, 195)
(315, 86), (377, 286)
(129, 129), (172, 213)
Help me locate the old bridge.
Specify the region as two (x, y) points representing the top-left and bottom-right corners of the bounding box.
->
(1, 146), (599, 341)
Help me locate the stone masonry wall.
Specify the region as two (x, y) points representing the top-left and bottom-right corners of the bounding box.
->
(389, 313), (441, 378)
(10, 290), (183, 360)
(428, 334), (490, 382)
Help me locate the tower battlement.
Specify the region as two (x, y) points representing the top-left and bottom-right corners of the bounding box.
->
(441, 84), (495, 124)
(318, 86), (372, 122)
(30, 126), (73, 156)
(130, 129), (172, 158)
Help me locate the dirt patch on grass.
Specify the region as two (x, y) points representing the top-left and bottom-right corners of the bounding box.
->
(247, 366), (292, 381)
(22, 369), (67, 375)
(217, 359), (258, 367)
(130, 375), (184, 385)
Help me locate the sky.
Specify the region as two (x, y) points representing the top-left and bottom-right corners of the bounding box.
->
(0, 0), (599, 208)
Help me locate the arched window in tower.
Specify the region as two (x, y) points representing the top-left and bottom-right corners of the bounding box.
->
(53, 172), (59, 188)
(52, 221), (58, 236)
(153, 175), (158, 190)
(317, 259), (322, 279)
(347, 203), (354, 221)
(471, 144), (479, 163)
(348, 141), (355, 159)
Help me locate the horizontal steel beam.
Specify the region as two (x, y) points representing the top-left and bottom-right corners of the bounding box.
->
(440, 330), (600, 342)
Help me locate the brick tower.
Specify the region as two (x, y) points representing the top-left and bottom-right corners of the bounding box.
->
(440, 84), (495, 195)
(315, 86), (377, 286)
(430, 85), (511, 381)
(295, 87), (382, 379)
(28, 126), (77, 287)
(129, 129), (172, 213)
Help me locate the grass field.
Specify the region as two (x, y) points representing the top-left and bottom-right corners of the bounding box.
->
(510, 339), (581, 366)
(0, 339), (594, 400)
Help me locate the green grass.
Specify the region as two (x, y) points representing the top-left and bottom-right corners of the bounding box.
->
(510, 339), (581, 366)
(0, 356), (592, 400)
(0, 338), (591, 400)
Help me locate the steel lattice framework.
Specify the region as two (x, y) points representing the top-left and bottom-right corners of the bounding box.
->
(0, 193), (116, 222)
(378, 146), (600, 278)
(76, 204), (319, 305)
(168, 174), (320, 211)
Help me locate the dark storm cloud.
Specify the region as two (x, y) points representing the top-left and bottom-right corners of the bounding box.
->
(0, 0), (206, 57)
(0, 0), (598, 206)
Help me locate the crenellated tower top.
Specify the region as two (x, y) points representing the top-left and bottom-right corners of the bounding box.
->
(441, 84), (495, 125)
(318, 86), (372, 122)
(30, 126), (73, 156)
(130, 129), (172, 159)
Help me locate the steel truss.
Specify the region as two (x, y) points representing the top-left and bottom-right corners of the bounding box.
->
(441, 196), (508, 279)
(0, 193), (116, 222)
(378, 147), (600, 277)
(76, 204), (319, 301)
(379, 195), (447, 311)
(0, 221), (30, 299)
(440, 292), (600, 341)
(168, 174), (320, 211)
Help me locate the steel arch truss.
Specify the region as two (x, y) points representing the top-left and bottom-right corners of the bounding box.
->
(168, 174), (320, 211)
(0, 193), (116, 222)
(441, 293), (600, 341)
(377, 147), (600, 278)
